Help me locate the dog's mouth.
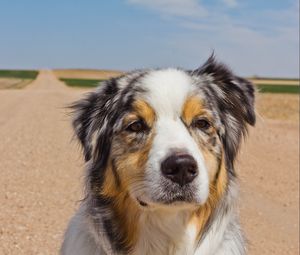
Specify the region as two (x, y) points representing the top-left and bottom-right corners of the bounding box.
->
(161, 195), (192, 204)
(134, 183), (201, 208)
(136, 195), (195, 208)
(136, 197), (149, 207)
(154, 185), (197, 205)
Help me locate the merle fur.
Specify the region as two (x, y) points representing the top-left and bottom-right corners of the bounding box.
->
(69, 56), (255, 253)
(192, 55), (255, 175)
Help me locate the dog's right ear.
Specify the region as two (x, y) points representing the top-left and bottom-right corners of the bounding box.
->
(70, 79), (120, 162)
(71, 91), (99, 161)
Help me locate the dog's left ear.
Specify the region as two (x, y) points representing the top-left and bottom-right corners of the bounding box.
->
(192, 55), (256, 172)
(193, 55), (256, 126)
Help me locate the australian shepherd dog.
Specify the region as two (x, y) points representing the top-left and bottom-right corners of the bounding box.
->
(61, 56), (255, 255)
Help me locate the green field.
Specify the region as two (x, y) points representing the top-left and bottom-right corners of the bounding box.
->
(60, 77), (299, 94)
(60, 78), (104, 87)
(256, 84), (299, 94)
(0, 70), (39, 79)
(0, 70), (298, 94)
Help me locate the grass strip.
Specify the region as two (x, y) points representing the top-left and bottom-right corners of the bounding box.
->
(256, 85), (299, 94)
(60, 78), (105, 87)
(0, 70), (38, 79)
(60, 77), (299, 94)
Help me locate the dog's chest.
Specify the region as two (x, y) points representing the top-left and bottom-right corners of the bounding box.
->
(132, 212), (198, 255)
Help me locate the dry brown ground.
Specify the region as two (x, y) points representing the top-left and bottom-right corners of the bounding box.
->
(53, 69), (123, 80)
(249, 78), (299, 86)
(0, 71), (298, 254)
(256, 93), (299, 122)
(0, 78), (33, 89)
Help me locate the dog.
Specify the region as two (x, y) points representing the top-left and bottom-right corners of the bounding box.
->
(61, 55), (255, 255)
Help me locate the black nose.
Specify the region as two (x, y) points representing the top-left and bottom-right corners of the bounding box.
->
(161, 154), (198, 186)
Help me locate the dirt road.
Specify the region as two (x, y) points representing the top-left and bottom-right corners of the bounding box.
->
(0, 71), (298, 254)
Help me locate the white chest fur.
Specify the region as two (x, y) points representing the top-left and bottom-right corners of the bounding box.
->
(132, 209), (198, 255)
(61, 202), (244, 255)
(131, 206), (240, 255)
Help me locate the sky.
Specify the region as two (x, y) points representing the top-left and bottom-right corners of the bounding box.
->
(0, 0), (299, 77)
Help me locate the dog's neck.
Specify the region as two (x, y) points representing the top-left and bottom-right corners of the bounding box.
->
(133, 206), (198, 255)
(89, 190), (224, 255)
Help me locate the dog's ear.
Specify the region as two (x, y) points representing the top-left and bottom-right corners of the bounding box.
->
(71, 91), (98, 161)
(193, 55), (256, 172)
(194, 55), (256, 126)
(70, 79), (120, 162)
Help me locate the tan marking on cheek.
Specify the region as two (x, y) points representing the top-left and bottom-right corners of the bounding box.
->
(182, 96), (205, 125)
(192, 152), (228, 239)
(183, 97), (228, 239)
(215, 153), (227, 197)
(94, 101), (156, 251)
(112, 193), (140, 251)
(117, 131), (154, 183)
(99, 152), (151, 251)
(133, 100), (156, 126)
(201, 148), (219, 181)
(193, 131), (220, 181)
(99, 131), (155, 251)
(100, 164), (123, 197)
(101, 186), (141, 251)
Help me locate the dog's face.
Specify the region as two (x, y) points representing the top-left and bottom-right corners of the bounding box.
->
(72, 57), (255, 209)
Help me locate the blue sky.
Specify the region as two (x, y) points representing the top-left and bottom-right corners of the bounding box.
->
(0, 0), (299, 77)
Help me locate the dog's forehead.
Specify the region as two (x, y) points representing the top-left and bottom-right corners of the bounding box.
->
(138, 69), (194, 117)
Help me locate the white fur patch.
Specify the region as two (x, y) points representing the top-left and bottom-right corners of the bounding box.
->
(133, 209), (195, 255)
(141, 69), (192, 118)
(136, 69), (209, 205)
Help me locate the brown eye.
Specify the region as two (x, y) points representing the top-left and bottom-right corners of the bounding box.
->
(126, 120), (147, 133)
(193, 118), (211, 130)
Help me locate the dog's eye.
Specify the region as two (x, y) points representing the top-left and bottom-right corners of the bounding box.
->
(193, 118), (211, 130)
(126, 120), (147, 133)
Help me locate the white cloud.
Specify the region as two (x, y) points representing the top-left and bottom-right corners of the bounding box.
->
(127, 0), (207, 18)
(126, 0), (299, 77)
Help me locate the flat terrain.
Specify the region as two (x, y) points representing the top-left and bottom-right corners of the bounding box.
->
(249, 78), (299, 86)
(0, 70), (39, 89)
(53, 69), (123, 80)
(0, 78), (33, 89)
(0, 71), (298, 254)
